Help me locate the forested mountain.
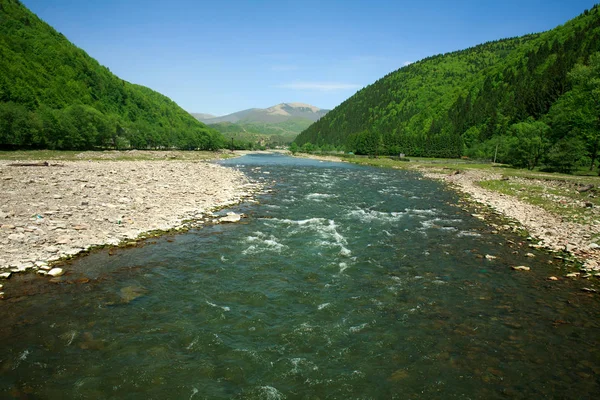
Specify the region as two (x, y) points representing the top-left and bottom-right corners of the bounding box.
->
(0, 0), (223, 150)
(295, 5), (600, 173)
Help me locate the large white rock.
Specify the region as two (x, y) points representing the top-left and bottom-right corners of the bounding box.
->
(48, 268), (64, 277)
(219, 213), (242, 223)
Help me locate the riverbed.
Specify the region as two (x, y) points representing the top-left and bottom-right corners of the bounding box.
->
(1, 153), (599, 399)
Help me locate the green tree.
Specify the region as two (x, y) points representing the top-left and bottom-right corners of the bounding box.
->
(505, 119), (550, 169)
(544, 136), (587, 173)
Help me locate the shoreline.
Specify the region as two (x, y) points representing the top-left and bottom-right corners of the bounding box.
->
(0, 156), (259, 290)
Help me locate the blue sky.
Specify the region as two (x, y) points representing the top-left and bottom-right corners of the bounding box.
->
(21, 0), (599, 116)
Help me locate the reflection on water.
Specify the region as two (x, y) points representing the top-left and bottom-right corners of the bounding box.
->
(1, 153), (599, 399)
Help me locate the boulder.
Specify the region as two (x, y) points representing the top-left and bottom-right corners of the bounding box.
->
(48, 268), (64, 277)
(219, 213), (242, 223)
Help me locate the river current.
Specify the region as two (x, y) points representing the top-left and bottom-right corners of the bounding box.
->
(1, 153), (599, 399)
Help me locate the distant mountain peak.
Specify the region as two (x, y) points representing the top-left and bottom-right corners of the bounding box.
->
(191, 102), (329, 124)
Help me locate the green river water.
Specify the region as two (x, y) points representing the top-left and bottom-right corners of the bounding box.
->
(0, 153), (599, 399)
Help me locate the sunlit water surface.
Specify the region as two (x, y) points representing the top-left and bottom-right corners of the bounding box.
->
(1, 154), (599, 399)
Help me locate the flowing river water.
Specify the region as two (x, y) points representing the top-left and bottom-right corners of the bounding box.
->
(1, 153), (599, 399)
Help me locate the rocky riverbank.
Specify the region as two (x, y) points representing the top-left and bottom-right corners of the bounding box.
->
(421, 168), (600, 273)
(0, 158), (257, 285)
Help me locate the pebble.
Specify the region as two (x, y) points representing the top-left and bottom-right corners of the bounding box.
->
(485, 254), (497, 260)
(548, 276), (559, 281)
(43, 246), (59, 253)
(566, 272), (580, 278)
(511, 266), (530, 271)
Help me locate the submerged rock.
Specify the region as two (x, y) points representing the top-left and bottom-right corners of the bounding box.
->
(119, 286), (148, 304)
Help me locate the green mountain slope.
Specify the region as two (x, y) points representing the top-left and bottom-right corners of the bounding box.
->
(0, 0), (222, 150)
(295, 5), (600, 172)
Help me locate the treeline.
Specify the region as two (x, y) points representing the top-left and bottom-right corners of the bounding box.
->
(295, 5), (600, 173)
(0, 0), (222, 150)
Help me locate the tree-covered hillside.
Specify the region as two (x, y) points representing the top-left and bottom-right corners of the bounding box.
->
(0, 0), (223, 150)
(295, 5), (600, 173)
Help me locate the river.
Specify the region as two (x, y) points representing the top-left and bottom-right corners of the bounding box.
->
(1, 153), (599, 399)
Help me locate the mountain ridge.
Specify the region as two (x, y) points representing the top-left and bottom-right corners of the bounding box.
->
(192, 102), (329, 124)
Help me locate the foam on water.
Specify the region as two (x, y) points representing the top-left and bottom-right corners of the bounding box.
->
(347, 208), (405, 223)
(243, 231), (287, 254)
(206, 301), (230, 312)
(457, 230), (482, 237)
(406, 208), (438, 216)
(268, 218), (351, 257)
(258, 386), (286, 400)
(349, 323), (368, 333)
(306, 193), (337, 201)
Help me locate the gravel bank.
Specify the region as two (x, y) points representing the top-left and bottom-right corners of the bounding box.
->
(0, 159), (255, 278)
(422, 168), (600, 272)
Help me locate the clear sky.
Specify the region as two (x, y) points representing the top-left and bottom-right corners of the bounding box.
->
(20, 0), (599, 116)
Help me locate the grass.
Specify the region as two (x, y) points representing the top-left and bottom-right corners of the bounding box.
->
(478, 178), (600, 224)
